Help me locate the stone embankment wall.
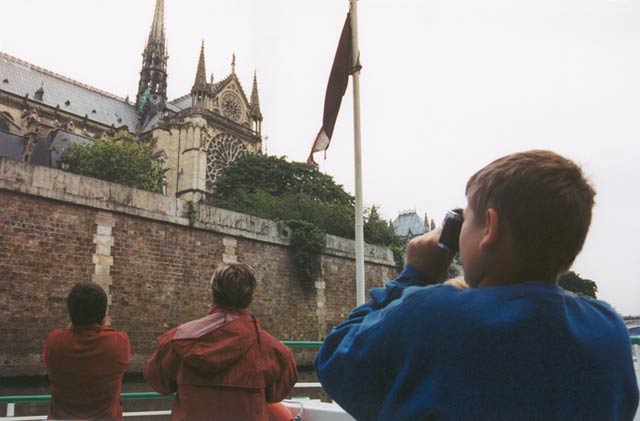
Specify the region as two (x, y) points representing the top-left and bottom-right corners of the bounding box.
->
(0, 157), (398, 375)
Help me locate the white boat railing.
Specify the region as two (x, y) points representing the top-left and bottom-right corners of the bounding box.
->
(0, 382), (356, 421)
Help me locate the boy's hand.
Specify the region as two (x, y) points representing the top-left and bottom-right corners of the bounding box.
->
(406, 229), (456, 283)
(445, 277), (469, 290)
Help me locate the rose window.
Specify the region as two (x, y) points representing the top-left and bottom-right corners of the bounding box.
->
(205, 133), (247, 191)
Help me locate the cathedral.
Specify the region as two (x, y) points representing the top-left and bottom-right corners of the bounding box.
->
(0, 0), (263, 203)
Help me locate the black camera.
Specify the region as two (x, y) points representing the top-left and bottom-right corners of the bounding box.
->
(438, 208), (463, 252)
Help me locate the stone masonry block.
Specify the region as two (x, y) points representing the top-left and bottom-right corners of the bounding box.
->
(96, 225), (112, 236)
(223, 253), (238, 263)
(92, 255), (114, 266)
(95, 212), (115, 227)
(92, 274), (113, 286)
(94, 264), (111, 275)
(93, 234), (114, 246)
(95, 243), (112, 256)
(223, 237), (237, 248)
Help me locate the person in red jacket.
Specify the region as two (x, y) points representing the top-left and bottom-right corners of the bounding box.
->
(144, 263), (298, 421)
(43, 282), (130, 420)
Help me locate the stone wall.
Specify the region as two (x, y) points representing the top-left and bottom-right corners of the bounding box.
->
(0, 157), (398, 375)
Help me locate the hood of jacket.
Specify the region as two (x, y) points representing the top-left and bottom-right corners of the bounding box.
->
(170, 308), (261, 374)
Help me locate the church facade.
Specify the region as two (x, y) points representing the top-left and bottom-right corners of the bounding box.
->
(0, 0), (263, 203)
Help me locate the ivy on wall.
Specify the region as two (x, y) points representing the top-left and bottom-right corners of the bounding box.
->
(285, 219), (326, 284)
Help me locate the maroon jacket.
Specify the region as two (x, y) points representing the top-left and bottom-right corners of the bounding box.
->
(43, 324), (130, 420)
(144, 307), (298, 421)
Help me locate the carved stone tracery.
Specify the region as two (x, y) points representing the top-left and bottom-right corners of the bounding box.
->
(21, 107), (40, 130)
(204, 132), (247, 191)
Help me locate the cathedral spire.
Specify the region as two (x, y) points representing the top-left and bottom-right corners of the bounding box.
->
(147, 0), (165, 46)
(250, 71), (263, 135)
(250, 71), (262, 121)
(192, 40), (207, 93)
(136, 0), (168, 114)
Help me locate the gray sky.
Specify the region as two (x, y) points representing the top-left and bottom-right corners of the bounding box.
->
(2, 0), (639, 315)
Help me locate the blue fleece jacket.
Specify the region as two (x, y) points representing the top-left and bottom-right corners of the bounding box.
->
(315, 265), (639, 420)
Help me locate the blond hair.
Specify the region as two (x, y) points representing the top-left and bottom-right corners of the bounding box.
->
(210, 263), (257, 310)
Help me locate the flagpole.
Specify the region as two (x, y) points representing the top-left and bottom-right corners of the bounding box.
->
(349, 0), (365, 306)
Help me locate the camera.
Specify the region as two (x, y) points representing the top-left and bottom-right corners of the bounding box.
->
(438, 208), (463, 252)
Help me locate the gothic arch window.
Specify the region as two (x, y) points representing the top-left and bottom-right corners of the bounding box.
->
(205, 132), (247, 191)
(0, 112), (14, 132)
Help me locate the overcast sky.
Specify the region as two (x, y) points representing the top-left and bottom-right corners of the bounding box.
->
(1, 0), (639, 315)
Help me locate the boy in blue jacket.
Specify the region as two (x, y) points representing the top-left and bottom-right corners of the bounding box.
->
(316, 150), (639, 420)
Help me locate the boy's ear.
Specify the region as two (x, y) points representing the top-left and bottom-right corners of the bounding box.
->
(479, 208), (500, 250)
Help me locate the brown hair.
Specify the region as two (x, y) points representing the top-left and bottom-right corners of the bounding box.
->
(67, 282), (108, 325)
(210, 263), (257, 310)
(466, 150), (595, 281)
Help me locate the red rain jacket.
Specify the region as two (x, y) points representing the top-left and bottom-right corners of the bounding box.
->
(43, 324), (130, 420)
(144, 307), (298, 421)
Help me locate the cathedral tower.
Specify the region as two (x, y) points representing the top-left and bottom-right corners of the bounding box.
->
(135, 0), (168, 116)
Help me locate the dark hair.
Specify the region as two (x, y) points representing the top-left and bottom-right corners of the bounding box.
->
(466, 150), (596, 281)
(210, 263), (257, 310)
(67, 283), (108, 325)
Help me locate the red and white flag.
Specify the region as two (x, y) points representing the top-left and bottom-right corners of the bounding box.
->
(307, 13), (359, 169)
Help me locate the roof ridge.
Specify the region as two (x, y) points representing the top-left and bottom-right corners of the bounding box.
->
(0, 50), (130, 104)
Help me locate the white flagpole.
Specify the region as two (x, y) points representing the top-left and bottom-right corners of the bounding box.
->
(349, 0), (365, 306)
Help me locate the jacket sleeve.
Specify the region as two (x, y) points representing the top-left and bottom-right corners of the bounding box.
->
(314, 265), (429, 419)
(265, 344), (298, 403)
(42, 331), (55, 373)
(116, 332), (131, 371)
(144, 330), (179, 395)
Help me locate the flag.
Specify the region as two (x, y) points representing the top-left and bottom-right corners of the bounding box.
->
(307, 12), (359, 169)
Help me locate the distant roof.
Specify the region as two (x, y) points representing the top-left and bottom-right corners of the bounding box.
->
(392, 211), (426, 237)
(0, 51), (139, 131)
(0, 129), (25, 159)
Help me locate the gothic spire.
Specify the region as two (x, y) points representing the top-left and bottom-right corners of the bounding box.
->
(192, 40), (207, 93)
(136, 0), (168, 114)
(147, 0), (165, 46)
(250, 71), (262, 121)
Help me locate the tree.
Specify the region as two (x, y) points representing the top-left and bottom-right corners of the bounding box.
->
(558, 271), (598, 298)
(59, 134), (165, 193)
(363, 206), (396, 246)
(363, 206), (405, 269)
(214, 154), (355, 238)
(213, 154), (404, 279)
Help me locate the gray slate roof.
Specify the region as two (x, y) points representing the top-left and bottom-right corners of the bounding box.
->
(169, 94), (191, 111)
(0, 51), (139, 131)
(37, 130), (93, 167)
(392, 212), (426, 237)
(0, 129), (25, 159)
(0, 128), (93, 167)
